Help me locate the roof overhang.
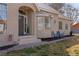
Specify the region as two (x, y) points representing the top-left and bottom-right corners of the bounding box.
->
(58, 15), (72, 21)
(35, 3), (60, 14)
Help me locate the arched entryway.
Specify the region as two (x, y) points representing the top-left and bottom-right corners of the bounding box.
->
(18, 6), (34, 36)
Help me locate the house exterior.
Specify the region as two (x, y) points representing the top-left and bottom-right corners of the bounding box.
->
(72, 23), (79, 33)
(0, 3), (72, 47)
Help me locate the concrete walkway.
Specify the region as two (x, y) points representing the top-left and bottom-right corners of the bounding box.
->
(73, 34), (79, 36)
(0, 36), (73, 55)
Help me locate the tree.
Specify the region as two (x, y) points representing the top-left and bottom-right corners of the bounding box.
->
(59, 4), (79, 23)
(49, 3), (65, 11)
(49, 3), (79, 23)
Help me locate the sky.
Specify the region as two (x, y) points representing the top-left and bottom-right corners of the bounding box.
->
(70, 3), (79, 9)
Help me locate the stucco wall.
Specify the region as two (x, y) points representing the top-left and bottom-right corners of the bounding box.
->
(7, 4), (18, 42)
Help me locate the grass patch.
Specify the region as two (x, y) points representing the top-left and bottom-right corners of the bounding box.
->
(3, 36), (79, 56)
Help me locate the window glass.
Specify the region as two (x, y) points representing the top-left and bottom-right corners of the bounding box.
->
(45, 17), (51, 29)
(37, 17), (44, 30)
(59, 21), (62, 30)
